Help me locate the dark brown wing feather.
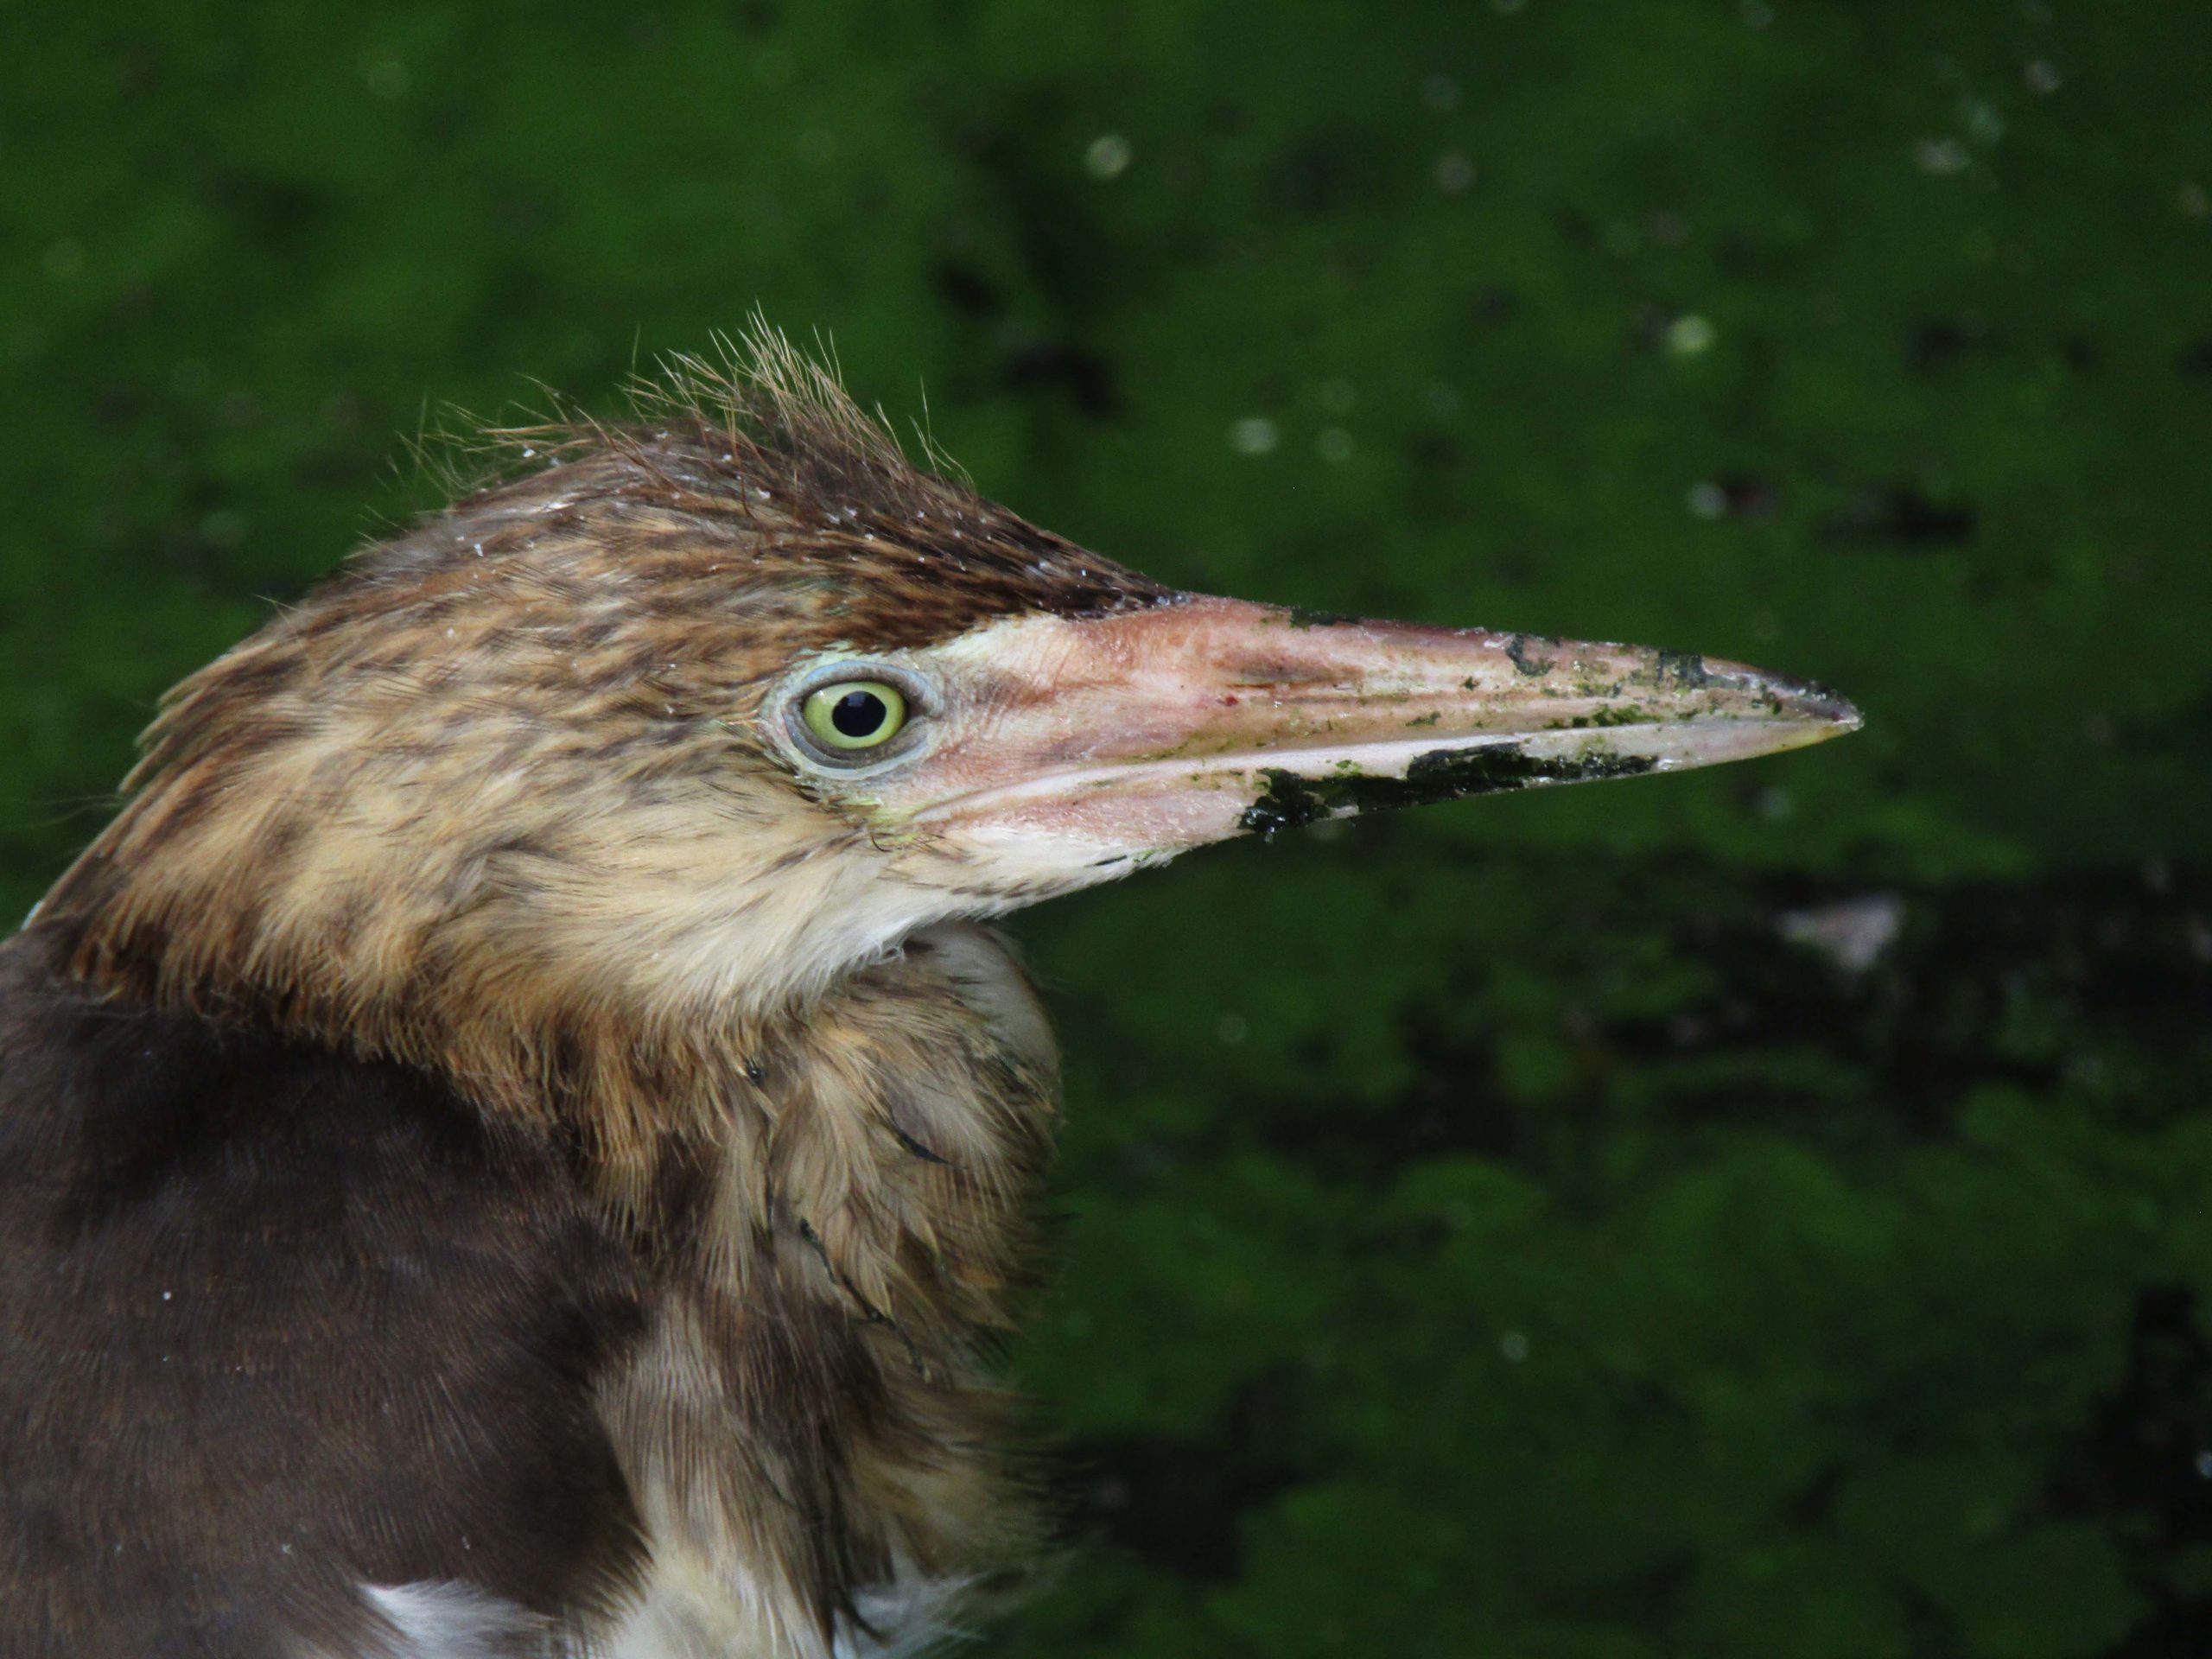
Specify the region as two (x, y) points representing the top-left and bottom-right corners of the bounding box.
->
(0, 927), (650, 1659)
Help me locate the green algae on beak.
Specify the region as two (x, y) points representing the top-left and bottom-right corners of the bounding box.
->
(1241, 747), (1664, 838)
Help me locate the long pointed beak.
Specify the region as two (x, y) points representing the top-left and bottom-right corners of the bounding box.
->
(909, 595), (1859, 860)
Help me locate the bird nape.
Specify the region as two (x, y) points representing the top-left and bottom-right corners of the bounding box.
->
(0, 330), (1857, 1659)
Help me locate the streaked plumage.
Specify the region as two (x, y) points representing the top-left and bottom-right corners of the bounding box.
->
(0, 332), (1856, 1656)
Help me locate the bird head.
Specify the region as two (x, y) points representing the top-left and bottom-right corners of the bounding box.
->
(41, 334), (1856, 1107)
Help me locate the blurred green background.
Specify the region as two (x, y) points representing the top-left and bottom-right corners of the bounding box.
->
(5, 3), (2210, 1654)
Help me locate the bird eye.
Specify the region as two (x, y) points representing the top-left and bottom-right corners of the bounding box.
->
(799, 680), (909, 753)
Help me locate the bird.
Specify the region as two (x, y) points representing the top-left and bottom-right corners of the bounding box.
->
(0, 330), (1857, 1659)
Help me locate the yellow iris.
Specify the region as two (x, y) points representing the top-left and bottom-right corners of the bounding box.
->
(800, 681), (908, 751)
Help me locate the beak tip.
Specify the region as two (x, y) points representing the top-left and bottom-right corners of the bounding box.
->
(1806, 689), (1864, 737)
(1720, 659), (1859, 741)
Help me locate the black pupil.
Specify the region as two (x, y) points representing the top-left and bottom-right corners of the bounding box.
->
(830, 690), (887, 739)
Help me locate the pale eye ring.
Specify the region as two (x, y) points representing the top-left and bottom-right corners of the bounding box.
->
(785, 669), (926, 766)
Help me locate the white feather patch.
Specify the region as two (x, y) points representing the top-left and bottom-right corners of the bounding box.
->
(353, 1582), (552, 1658)
(838, 1574), (976, 1659)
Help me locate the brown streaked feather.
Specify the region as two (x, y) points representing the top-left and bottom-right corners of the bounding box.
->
(37, 327), (1156, 1143)
(14, 334), (1116, 1655)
